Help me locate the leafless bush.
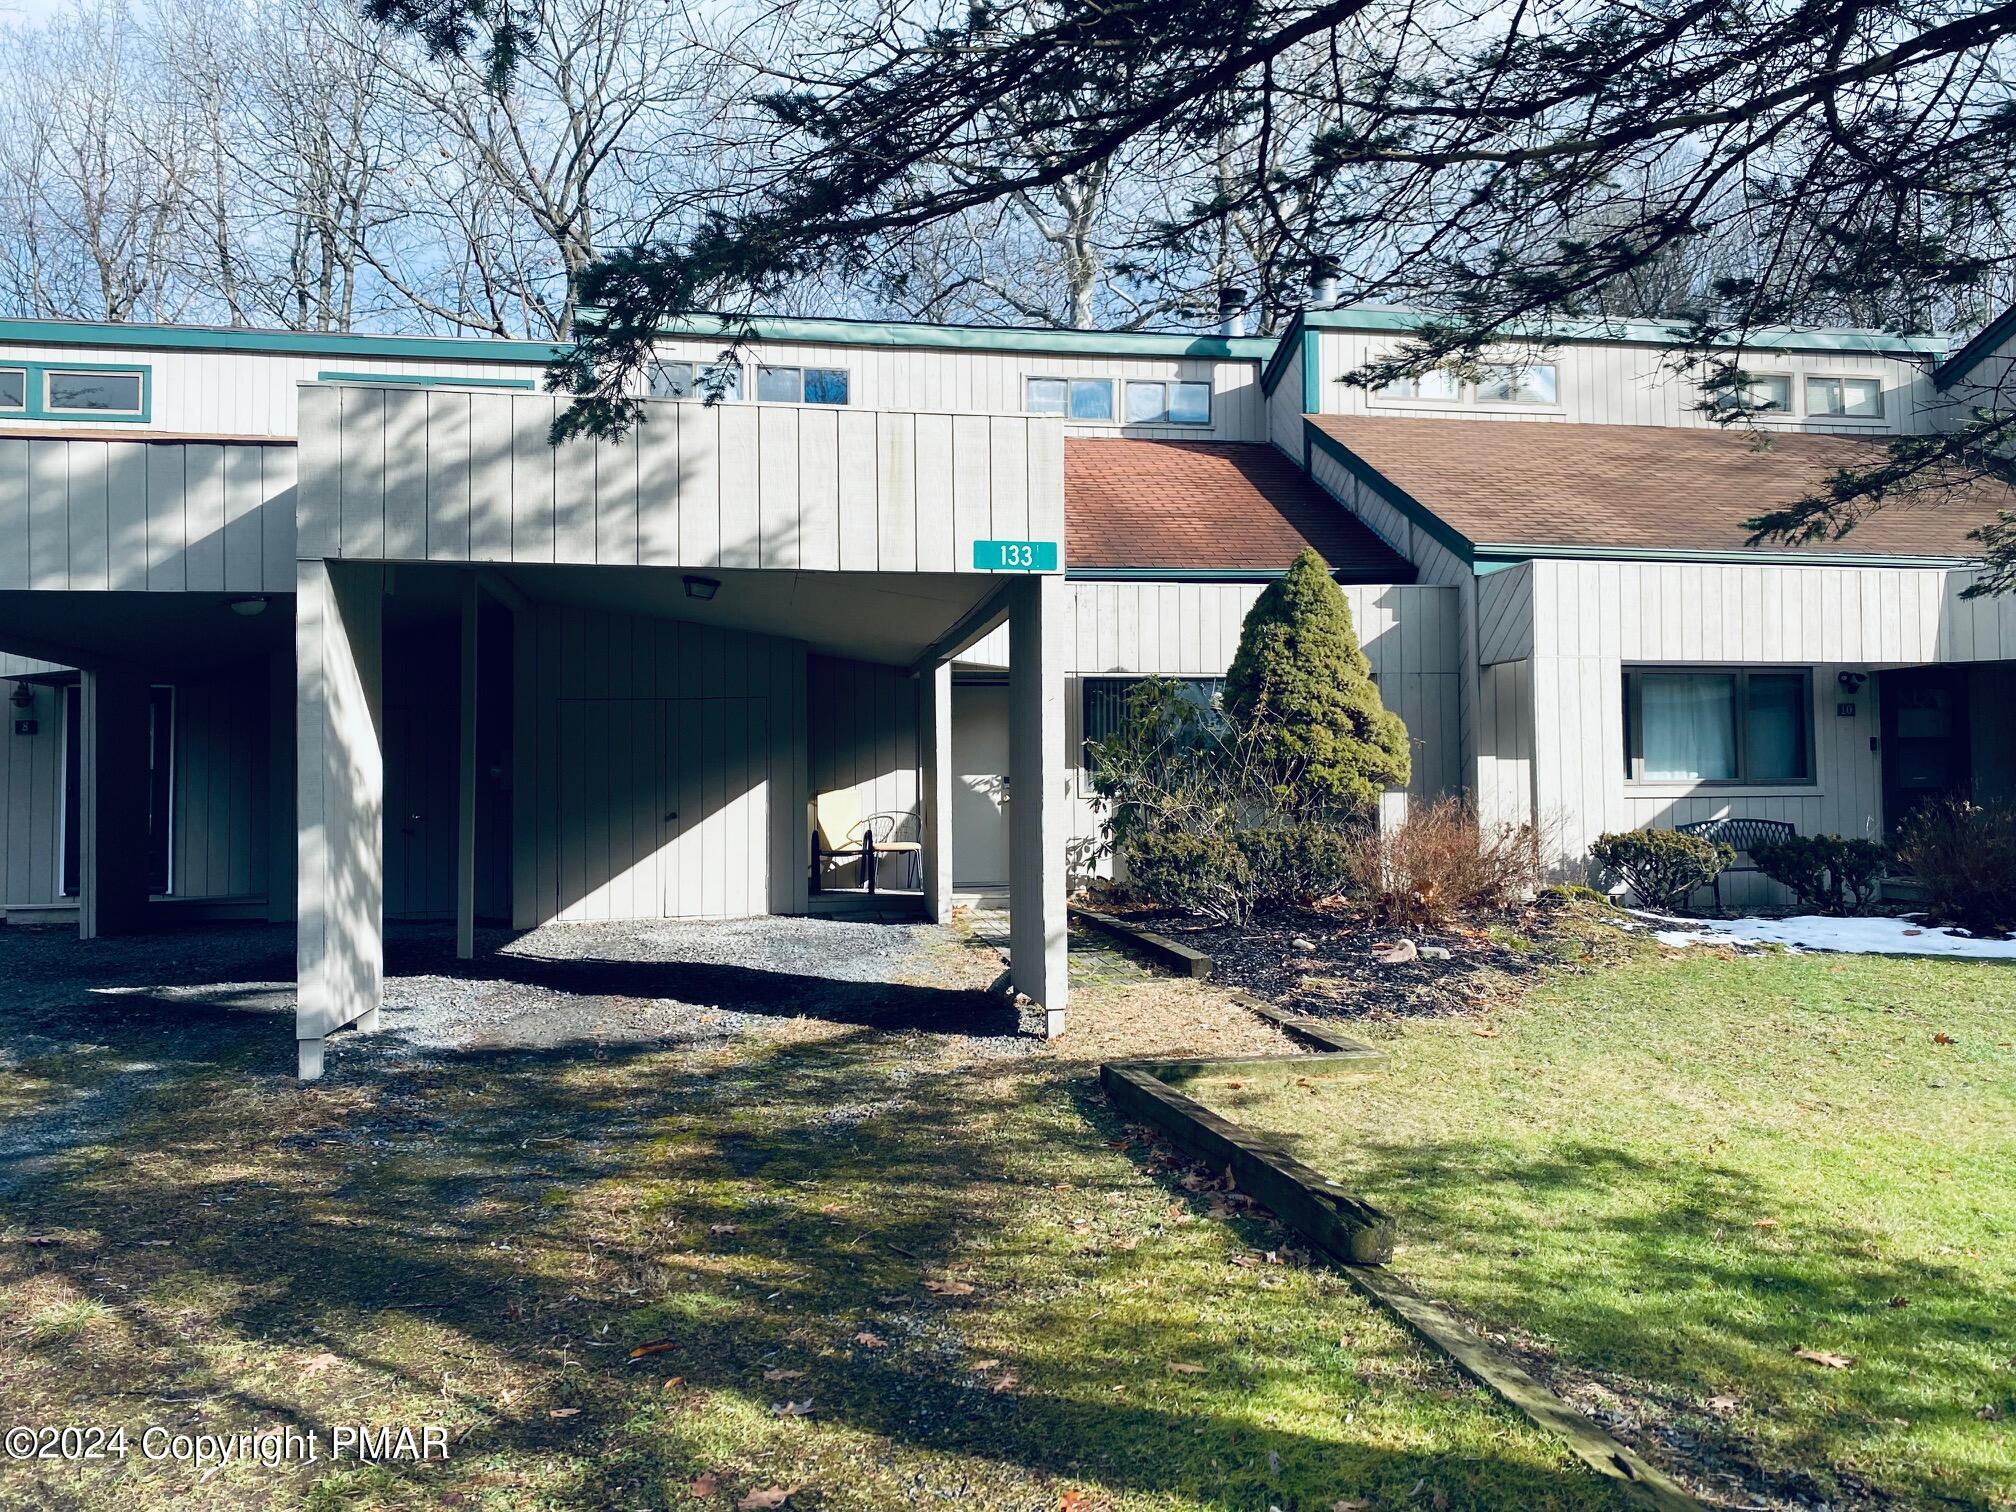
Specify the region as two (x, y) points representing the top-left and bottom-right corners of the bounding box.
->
(1349, 797), (1541, 929)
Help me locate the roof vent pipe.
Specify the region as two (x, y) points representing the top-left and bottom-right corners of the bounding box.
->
(1217, 286), (1248, 339)
(1307, 256), (1340, 309)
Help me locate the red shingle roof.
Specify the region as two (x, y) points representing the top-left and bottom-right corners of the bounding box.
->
(1309, 415), (2007, 559)
(1064, 440), (1416, 580)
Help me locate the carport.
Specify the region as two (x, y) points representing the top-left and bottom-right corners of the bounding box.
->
(293, 382), (1069, 1078)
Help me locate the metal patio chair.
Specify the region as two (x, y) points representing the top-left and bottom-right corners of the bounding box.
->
(810, 790), (923, 893)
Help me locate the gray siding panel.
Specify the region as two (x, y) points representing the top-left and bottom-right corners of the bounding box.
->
(0, 435), (298, 597)
(298, 388), (1068, 576)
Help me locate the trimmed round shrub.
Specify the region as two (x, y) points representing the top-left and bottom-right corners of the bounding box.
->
(1589, 829), (1734, 913)
(1752, 834), (1890, 914)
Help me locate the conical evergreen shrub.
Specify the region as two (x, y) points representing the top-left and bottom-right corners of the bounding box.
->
(1223, 548), (1410, 817)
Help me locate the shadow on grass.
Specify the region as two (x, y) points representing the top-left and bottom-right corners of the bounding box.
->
(1247, 1124), (2014, 1510)
(0, 926), (1628, 1511)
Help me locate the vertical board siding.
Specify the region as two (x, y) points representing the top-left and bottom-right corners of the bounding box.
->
(514, 603), (808, 925)
(302, 390), (1067, 575)
(0, 436), (297, 595)
(1516, 557), (2016, 901)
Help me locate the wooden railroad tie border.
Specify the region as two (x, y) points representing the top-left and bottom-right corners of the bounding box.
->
(1071, 906), (1214, 978)
(1101, 1005), (1706, 1512)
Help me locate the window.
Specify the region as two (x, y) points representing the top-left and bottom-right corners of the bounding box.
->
(61, 683), (175, 898)
(1476, 363), (1559, 405)
(1081, 676), (1225, 769)
(1711, 373), (1793, 413)
(45, 368), (145, 415)
(1024, 376), (1116, 421)
(1806, 375), (1883, 419)
(1623, 668), (1813, 784)
(1122, 379), (1212, 426)
(756, 365), (850, 405)
(647, 359), (741, 401)
(1377, 369), (1462, 402)
(1, 362), (149, 422)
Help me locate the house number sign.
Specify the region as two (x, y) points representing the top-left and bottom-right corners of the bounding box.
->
(974, 539), (1059, 572)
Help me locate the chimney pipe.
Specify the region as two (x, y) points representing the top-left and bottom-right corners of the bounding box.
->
(1217, 286), (1248, 339)
(1307, 255), (1340, 310)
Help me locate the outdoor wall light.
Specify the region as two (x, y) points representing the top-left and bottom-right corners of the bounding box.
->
(1836, 670), (1868, 694)
(9, 682), (32, 709)
(683, 575), (721, 601)
(229, 596), (270, 617)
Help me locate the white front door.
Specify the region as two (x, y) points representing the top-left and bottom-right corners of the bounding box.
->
(952, 681), (1011, 889)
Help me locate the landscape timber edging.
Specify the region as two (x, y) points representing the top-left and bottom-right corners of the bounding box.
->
(1070, 907), (1213, 978)
(1100, 1019), (1707, 1512)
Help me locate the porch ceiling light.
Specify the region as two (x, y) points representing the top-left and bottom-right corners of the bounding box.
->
(683, 575), (721, 601)
(229, 596), (270, 617)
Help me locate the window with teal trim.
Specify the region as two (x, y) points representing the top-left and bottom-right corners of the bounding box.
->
(0, 361), (149, 422)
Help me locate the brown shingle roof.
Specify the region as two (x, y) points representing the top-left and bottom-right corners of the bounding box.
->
(1064, 439), (1415, 580)
(1309, 414), (2007, 560)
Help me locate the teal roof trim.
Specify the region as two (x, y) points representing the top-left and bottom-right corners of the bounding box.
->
(0, 317), (563, 364)
(1259, 310), (1306, 395)
(637, 311), (1277, 362)
(1473, 543), (1982, 570)
(1301, 305), (1948, 358)
(1933, 304), (2016, 388)
(1303, 420), (1476, 565)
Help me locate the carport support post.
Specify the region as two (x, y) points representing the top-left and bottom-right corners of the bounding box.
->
(296, 560), (385, 1081)
(920, 659), (954, 923)
(77, 668), (151, 940)
(1007, 575), (1068, 1034)
(456, 575), (479, 960)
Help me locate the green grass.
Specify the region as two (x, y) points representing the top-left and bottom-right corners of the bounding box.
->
(0, 964), (1634, 1510)
(1201, 941), (2016, 1510)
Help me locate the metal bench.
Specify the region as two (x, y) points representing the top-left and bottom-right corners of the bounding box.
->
(1675, 817), (1796, 910)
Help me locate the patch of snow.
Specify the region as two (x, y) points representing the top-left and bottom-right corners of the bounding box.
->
(1627, 910), (2016, 959)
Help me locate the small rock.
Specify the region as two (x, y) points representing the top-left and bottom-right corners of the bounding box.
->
(1372, 940), (1417, 965)
(1291, 937), (1317, 952)
(1418, 946), (1452, 961)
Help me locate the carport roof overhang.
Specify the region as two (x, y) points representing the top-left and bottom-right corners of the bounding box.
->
(0, 589), (292, 673)
(378, 562), (1012, 669)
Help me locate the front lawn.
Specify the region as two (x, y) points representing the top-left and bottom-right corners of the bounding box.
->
(0, 920), (1632, 1512)
(1197, 939), (2016, 1510)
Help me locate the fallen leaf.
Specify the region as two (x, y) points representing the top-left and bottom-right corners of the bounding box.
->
(299, 1351), (342, 1376)
(854, 1331), (889, 1349)
(1332, 1501), (1371, 1511)
(1889, 1295), (1910, 1308)
(925, 1279), (975, 1296)
(1471, 1027), (1501, 1039)
(1934, 1032), (1955, 1045)
(1058, 1492), (1090, 1512)
(547, 1408), (580, 1419)
(770, 1399), (814, 1417)
(989, 1372), (1019, 1393)
(709, 1223), (739, 1235)
(1794, 1348), (1855, 1370)
(661, 1376), (685, 1391)
(737, 1489), (794, 1510)
(688, 1471), (721, 1496)
(1753, 1217), (1780, 1229)
(1167, 1362), (1205, 1375)
(762, 1368), (803, 1382)
(1980, 1404), (2003, 1421)
(968, 1359), (1001, 1371)
(628, 1339), (677, 1362)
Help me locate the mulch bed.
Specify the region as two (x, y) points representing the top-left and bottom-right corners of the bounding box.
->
(1121, 902), (1561, 1021)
